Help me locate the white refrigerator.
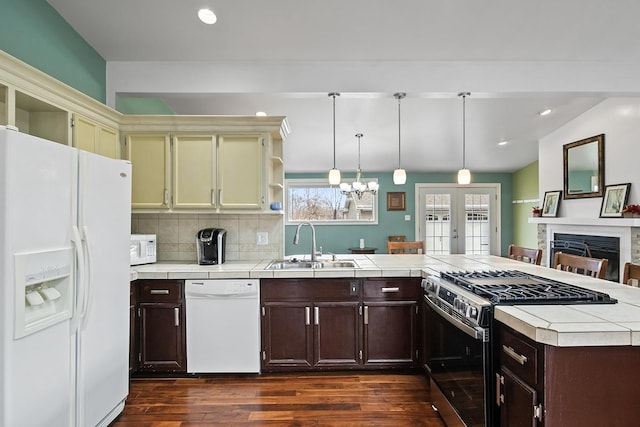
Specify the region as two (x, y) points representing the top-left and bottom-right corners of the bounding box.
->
(0, 126), (132, 427)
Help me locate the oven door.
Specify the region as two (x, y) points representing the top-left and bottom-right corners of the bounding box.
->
(423, 294), (492, 427)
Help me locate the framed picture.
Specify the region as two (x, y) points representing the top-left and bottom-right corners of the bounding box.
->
(600, 183), (631, 217)
(542, 190), (562, 217)
(387, 192), (406, 211)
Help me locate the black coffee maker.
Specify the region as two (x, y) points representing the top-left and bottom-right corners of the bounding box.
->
(196, 228), (226, 265)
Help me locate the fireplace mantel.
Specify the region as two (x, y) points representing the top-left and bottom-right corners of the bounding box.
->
(529, 217), (640, 227)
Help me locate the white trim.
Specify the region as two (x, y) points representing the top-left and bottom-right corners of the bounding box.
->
(545, 223), (630, 274)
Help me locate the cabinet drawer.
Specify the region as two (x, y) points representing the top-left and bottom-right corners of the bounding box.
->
(138, 280), (184, 302)
(500, 327), (540, 386)
(363, 278), (419, 300)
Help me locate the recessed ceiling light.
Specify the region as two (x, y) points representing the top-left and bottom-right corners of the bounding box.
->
(255, 111), (267, 117)
(498, 140), (509, 146)
(539, 109), (552, 116)
(198, 8), (217, 25)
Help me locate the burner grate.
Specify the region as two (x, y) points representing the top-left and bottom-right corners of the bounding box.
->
(440, 270), (616, 305)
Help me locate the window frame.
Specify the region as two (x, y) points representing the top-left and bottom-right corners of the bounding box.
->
(284, 178), (379, 225)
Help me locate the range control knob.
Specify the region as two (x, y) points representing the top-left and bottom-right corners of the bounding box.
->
(468, 306), (478, 319)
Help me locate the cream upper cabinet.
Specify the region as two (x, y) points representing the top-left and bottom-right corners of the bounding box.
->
(127, 133), (171, 209)
(97, 126), (119, 158)
(217, 134), (264, 210)
(72, 114), (120, 159)
(172, 135), (217, 209)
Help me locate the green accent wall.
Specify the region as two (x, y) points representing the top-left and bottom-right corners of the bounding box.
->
(512, 160), (539, 248)
(0, 0), (106, 102)
(116, 95), (175, 114)
(285, 171), (513, 256)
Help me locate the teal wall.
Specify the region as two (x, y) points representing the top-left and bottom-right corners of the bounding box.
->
(285, 171), (513, 257)
(116, 95), (175, 114)
(512, 161), (539, 249)
(0, 0), (106, 102)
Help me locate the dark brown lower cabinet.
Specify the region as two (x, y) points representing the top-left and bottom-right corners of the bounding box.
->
(261, 278), (419, 372)
(363, 278), (419, 367)
(135, 280), (186, 374)
(261, 301), (313, 368)
(314, 301), (361, 368)
(496, 322), (640, 427)
(499, 367), (538, 427)
(129, 282), (137, 374)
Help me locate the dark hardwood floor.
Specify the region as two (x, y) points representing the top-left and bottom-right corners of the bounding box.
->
(111, 372), (446, 426)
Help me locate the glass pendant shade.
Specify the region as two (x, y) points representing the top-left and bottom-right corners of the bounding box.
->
(457, 168), (471, 185)
(328, 168), (341, 185)
(393, 168), (407, 185)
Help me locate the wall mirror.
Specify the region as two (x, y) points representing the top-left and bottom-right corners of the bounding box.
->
(563, 134), (604, 199)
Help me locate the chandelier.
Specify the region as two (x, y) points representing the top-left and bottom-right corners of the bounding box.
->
(339, 133), (379, 199)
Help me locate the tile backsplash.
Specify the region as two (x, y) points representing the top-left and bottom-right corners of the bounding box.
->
(131, 213), (284, 262)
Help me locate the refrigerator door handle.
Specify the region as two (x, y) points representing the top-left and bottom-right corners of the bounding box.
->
(71, 225), (86, 334)
(79, 226), (94, 329)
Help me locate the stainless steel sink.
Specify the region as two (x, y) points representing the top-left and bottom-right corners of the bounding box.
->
(265, 259), (360, 270)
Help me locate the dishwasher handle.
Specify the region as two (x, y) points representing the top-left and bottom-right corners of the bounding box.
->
(187, 292), (258, 298)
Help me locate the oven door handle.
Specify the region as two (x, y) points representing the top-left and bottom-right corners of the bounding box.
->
(424, 295), (488, 342)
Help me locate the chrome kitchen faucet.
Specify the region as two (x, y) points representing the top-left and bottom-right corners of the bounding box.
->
(293, 222), (318, 261)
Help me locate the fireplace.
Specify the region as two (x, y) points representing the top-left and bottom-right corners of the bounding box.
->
(550, 233), (620, 281)
(535, 218), (638, 284)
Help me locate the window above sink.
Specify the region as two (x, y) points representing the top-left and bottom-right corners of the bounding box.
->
(285, 178), (378, 225)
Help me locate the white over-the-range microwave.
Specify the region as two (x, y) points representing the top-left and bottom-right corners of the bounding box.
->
(130, 234), (157, 265)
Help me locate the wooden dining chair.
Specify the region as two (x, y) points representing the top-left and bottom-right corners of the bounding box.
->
(387, 241), (425, 254)
(388, 235), (406, 242)
(552, 252), (608, 279)
(507, 244), (542, 265)
(622, 262), (640, 286)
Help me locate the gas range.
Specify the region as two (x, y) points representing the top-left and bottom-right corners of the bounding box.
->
(423, 269), (617, 329)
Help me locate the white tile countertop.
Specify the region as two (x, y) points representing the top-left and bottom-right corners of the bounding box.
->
(131, 254), (640, 347)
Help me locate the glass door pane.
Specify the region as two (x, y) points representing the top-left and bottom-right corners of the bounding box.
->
(418, 185), (498, 255)
(462, 192), (490, 255)
(424, 193), (451, 255)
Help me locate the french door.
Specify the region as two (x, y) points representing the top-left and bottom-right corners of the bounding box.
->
(416, 184), (500, 255)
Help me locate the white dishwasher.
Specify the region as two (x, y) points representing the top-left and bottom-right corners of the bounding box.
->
(185, 279), (260, 373)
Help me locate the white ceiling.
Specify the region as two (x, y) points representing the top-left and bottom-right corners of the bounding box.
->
(46, 0), (640, 174)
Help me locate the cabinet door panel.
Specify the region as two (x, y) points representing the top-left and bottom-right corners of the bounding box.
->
(262, 302), (313, 368)
(364, 301), (417, 366)
(500, 367), (537, 427)
(218, 134), (263, 209)
(127, 134), (171, 209)
(97, 126), (119, 159)
(173, 135), (216, 209)
(73, 114), (97, 153)
(138, 302), (186, 372)
(315, 302), (361, 367)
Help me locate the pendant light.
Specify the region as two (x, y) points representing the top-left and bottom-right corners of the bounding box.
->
(457, 92), (471, 185)
(393, 92), (407, 185)
(328, 93), (341, 185)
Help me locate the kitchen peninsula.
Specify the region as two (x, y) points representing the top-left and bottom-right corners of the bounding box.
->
(132, 254), (640, 347)
(132, 254), (640, 426)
